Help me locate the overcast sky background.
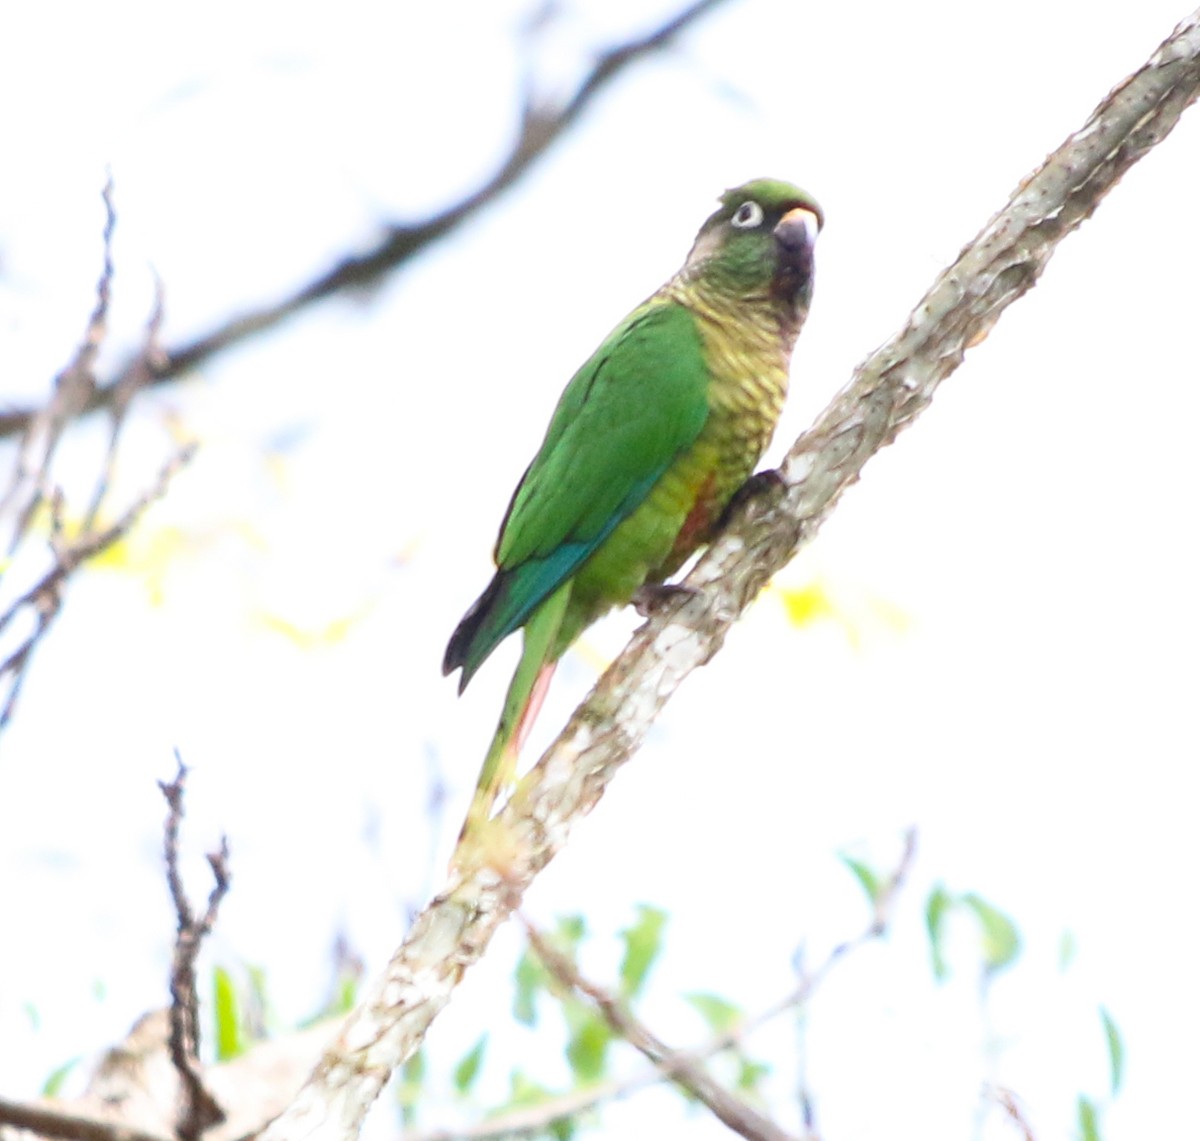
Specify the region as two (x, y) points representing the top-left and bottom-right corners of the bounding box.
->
(2, 2), (1198, 1138)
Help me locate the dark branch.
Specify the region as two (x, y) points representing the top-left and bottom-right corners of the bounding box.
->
(0, 179), (114, 550)
(158, 757), (230, 1141)
(0, 183), (195, 734)
(0, 1097), (171, 1141)
(0, 443), (194, 731)
(0, 0), (734, 445)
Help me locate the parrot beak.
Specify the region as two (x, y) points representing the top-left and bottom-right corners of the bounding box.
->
(771, 205), (820, 311)
(773, 206), (821, 254)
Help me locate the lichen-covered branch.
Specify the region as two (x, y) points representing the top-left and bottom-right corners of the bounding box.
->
(257, 11), (1200, 1141)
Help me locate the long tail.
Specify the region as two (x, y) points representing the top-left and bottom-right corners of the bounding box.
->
(456, 582), (570, 846)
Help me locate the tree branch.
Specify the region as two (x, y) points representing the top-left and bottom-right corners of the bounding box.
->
(158, 758), (231, 1141)
(0, 1097), (171, 1141)
(0, 0), (734, 445)
(0, 443), (194, 732)
(399, 833), (916, 1141)
(0, 182), (194, 734)
(258, 11), (1200, 1141)
(522, 916), (799, 1141)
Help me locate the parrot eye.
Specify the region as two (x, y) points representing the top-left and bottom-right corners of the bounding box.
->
(731, 201), (764, 229)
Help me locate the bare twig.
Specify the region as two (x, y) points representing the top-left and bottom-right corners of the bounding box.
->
(81, 274), (168, 534)
(0, 444), (191, 729)
(791, 830), (917, 1138)
(0, 180), (196, 735)
(158, 757), (231, 1141)
(0, 1098), (171, 1141)
(257, 15), (1200, 1141)
(522, 917), (798, 1141)
(0, 443), (194, 731)
(0, 178), (114, 551)
(986, 1086), (1038, 1141)
(0, 0), (734, 446)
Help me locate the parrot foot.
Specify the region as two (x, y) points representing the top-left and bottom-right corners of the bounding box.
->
(719, 467), (786, 527)
(632, 582), (701, 617)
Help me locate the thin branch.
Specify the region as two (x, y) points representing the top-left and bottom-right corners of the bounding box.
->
(257, 13), (1200, 1141)
(0, 178), (114, 551)
(522, 917), (798, 1141)
(0, 442), (193, 731)
(400, 833), (916, 1141)
(986, 1086), (1038, 1141)
(0, 443), (194, 731)
(0, 0), (734, 445)
(81, 274), (168, 533)
(158, 757), (231, 1141)
(0, 181), (196, 735)
(0, 1098), (171, 1141)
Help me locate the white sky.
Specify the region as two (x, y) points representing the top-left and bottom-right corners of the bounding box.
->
(1, 2), (1198, 1139)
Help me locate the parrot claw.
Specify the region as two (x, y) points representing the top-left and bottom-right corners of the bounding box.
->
(718, 467), (786, 527)
(632, 582), (701, 617)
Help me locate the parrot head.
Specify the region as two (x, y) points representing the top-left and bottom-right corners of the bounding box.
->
(682, 178), (823, 321)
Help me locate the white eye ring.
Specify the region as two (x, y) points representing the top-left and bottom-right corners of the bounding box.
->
(731, 201), (764, 228)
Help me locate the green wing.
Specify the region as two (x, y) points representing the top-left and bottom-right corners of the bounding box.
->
(445, 300), (710, 685)
(499, 300), (709, 565)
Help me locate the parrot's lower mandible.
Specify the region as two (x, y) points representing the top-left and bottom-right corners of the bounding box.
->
(444, 178), (822, 844)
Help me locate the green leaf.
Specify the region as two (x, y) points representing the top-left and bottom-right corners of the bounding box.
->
(245, 962), (269, 1038)
(566, 1013), (612, 1083)
(453, 1035), (488, 1095)
(736, 1056), (771, 1095)
(962, 893), (1021, 974)
(397, 1048), (426, 1126)
(509, 1069), (552, 1106)
(329, 971), (358, 1015)
(1077, 1094), (1101, 1141)
(684, 992), (743, 1035)
(618, 904), (667, 1000)
(41, 1057), (81, 1098)
(404, 1048), (426, 1085)
(1100, 1007), (1124, 1095)
(1059, 929), (1078, 971)
(925, 884), (954, 982)
(212, 965), (244, 1061)
(555, 914), (587, 949)
(840, 853), (883, 907)
(513, 948), (544, 1027)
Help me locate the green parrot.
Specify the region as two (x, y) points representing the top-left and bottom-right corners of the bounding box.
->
(444, 178), (822, 838)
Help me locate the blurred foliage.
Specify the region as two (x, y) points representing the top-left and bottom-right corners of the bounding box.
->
(212, 964), (246, 1062)
(925, 882), (1021, 981)
(839, 851), (886, 909)
(1078, 1093), (1100, 1141)
(1100, 1006), (1123, 1095)
(142, 866), (1121, 1140)
(39, 1056), (80, 1098)
(774, 575), (910, 647)
(257, 606), (375, 651)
